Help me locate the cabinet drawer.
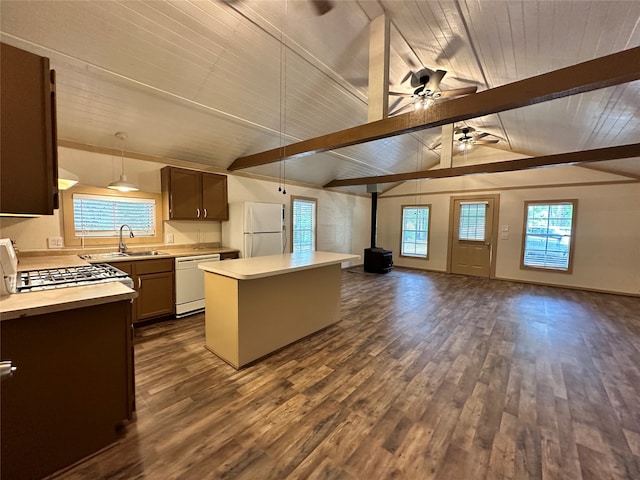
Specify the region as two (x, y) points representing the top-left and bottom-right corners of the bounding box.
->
(134, 258), (174, 275)
(110, 261), (134, 276)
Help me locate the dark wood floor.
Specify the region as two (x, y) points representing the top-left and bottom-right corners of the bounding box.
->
(54, 268), (640, 479)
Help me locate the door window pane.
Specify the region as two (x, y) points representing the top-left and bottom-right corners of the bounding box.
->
(401, 206), (430, 258)
(522, 201), (576, 271)
(459, 203), (486, 241)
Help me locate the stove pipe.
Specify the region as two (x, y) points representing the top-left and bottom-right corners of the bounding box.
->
(370, 191), (378, 248)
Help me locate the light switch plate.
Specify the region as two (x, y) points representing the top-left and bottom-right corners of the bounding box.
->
(166, 233), (175, 244)
(501, 225), (509, 232)
(47, 236), (63, 248)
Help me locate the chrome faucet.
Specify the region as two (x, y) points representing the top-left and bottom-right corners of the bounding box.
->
(119, 224), (134, 253)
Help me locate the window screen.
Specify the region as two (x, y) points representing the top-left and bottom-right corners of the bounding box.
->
(73, 193), (156, 237)
(523, 201), (575, 271)
(459, 202), (486, 241)
(292, 198), (316, 252)
(401, 206), (430, 257)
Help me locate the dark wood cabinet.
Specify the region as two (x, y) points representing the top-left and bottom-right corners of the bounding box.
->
(0, 42), (58, 215)
(220, 251), (239, 260)
(161, 167), (228, 221)
(0, 301), (133, 480)
(111, 259), (175, 323)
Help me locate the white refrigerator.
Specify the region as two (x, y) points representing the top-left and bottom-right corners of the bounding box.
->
(223, 202), (284, 258)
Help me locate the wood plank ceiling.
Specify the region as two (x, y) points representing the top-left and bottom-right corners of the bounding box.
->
(1, 1), (639, 193)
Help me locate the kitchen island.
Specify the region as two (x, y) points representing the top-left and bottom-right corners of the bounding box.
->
(199, 251), (359, 368)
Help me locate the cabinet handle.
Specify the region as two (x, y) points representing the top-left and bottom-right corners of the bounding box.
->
(138, 278), (141, 289)
(204, 208), (207, 218)
(0, 361), (17, 378)
(197, 208), (200, 218)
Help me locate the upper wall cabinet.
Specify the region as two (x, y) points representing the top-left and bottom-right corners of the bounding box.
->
(1, 43), (58, 215)
(161, 167), (228, 221)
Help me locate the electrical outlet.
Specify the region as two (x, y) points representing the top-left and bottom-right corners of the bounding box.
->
(166, 233), (174, 244)
(47, 236), (63, 248)
(501, 232), (509, 240)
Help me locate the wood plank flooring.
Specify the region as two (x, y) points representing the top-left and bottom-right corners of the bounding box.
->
(53, 268), (640, 479)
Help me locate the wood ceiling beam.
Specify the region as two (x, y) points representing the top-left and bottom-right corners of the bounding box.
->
(228, 47), (640, 172)
(323, 143), (640, 187)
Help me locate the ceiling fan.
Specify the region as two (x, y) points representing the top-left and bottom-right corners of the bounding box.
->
(388, 67), (477, 116)
(431, 126), (501, 152)
(455, 126), (500, 151)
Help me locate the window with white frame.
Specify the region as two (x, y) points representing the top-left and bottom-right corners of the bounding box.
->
(401, 205), (430, 258)
(291, 197), (316, 252)
(522, 200), (576, 272)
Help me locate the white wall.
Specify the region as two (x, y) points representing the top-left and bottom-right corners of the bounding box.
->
(0, 146), (369, 262)
(225, 175), (369, 263)
(378, 165), (640, 295)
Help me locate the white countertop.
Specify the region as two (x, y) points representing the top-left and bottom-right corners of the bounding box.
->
(199, 251), (360, 280)
(0, 282), (136, 321)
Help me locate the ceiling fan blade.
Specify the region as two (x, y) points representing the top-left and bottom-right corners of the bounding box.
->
(474, 132), (490, 140)
(475, 139), (500, 145)
(389, 103), (415, 116)
(310, 0), (333, 15)
(431, 140), (442, 150)
(424, 69), (447, 92)
(435, 35), (464, 63)
(389, 91), (412, 97)
(439, 86), (478, 99)
(401, 71), (417, 85)
(389, 97), (403, 112)
(410, 67), (435, 88)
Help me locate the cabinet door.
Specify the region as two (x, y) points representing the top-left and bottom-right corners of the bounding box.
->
(136, 272), (175, 321)
(0, 302), (131, 480)
(1, 43), (58, 215)
(167, 168), (202, 220)
(202, 173), (228, 220)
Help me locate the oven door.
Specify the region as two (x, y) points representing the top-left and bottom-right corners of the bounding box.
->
(175, 254), (220, 317)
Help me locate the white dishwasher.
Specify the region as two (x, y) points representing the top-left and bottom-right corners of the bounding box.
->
(175, 254), (220, 318)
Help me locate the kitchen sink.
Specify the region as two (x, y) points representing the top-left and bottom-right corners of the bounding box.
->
(80, 252), (128, 260)
(81, 250), (168, 260)
(124, 250), (168, 257)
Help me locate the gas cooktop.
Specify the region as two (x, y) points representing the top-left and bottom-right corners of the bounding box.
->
(17, 263), (133, 292)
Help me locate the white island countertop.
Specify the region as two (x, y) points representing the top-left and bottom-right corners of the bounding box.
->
(199, 251), (360, 280)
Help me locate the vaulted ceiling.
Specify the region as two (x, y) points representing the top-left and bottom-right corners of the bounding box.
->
(1, 1), (639, 194)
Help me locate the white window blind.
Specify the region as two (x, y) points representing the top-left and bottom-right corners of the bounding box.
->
(523, 202), (574, 271)
(73, 193), (156, 237)
(459, 203), (486, 241)
(401, 206), (430, 257)
(292, 198), (316, 252)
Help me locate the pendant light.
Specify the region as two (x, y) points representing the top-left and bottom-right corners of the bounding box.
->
(58, 167), (79, 190)
(108, 132), (138, 192)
